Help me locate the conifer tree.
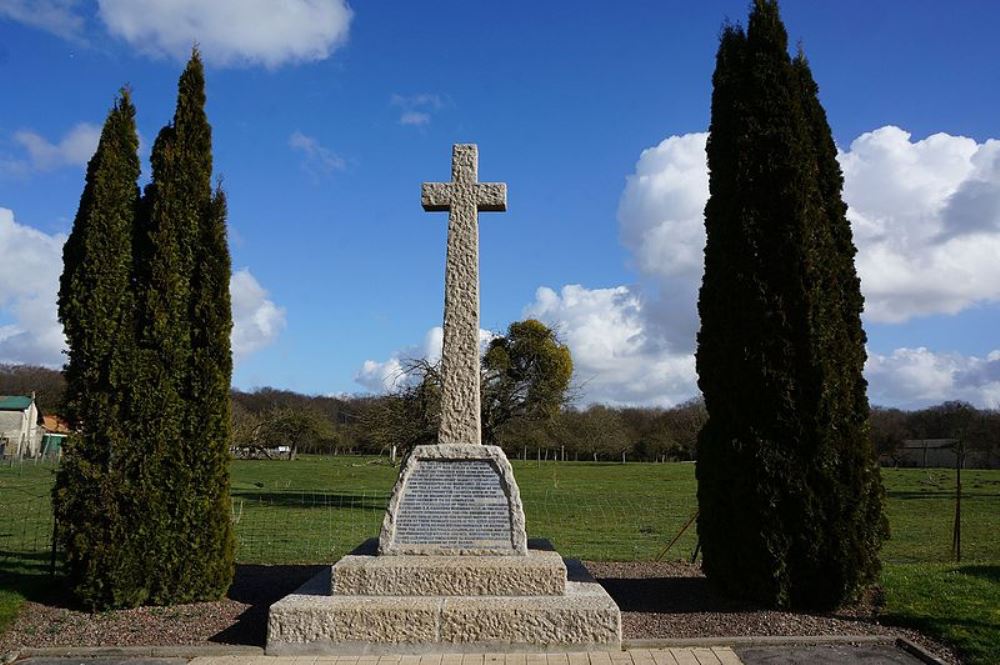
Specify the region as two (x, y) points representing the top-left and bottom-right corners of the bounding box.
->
(54, 89), (141, 607)
(185, 184), (236, 597)
(695, 0), (886, 609)
(130, 49), (234, 603)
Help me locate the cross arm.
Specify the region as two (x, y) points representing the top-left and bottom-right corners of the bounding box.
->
(422, 182), (452, 211)
(476, 183), (507, 212)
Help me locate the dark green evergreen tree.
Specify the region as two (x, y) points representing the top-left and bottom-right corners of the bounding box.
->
(695, 0), (886, 609)
(130, 48), (234, 604)
(54, 89), (141, 607)
(791, 51), (888, 601)
(185, 184), (237, 597)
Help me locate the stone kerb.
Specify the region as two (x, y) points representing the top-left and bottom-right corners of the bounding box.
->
(378, 444), (528, 556)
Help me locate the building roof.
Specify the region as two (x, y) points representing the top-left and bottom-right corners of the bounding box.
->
(0, 396), (33, 411)
(42, 414), (72, 434)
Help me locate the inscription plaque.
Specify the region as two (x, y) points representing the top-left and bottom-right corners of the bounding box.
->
(393, 459), (512, 551)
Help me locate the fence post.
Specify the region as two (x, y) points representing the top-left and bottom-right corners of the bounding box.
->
(50, 518), (58, 577)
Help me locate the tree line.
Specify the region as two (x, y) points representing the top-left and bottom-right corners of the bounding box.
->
(5, 362), (996, 465)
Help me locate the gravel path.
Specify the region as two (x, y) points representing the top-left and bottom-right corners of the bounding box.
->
(0, 562), (960, 664)
(0, 565), (322, 652)
(585, 561), (959, 664)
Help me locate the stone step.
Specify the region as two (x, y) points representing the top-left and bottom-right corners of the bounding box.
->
(333, 549), (567, 597)
(268, 568), (622, 656)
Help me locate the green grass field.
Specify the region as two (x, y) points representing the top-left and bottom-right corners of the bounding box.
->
(1, 457), (997, 662)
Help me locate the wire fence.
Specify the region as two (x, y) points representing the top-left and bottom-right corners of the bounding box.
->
(0, 466), (700, 573)
(0, 489), (699, 571)
(1, 461), (997, 577)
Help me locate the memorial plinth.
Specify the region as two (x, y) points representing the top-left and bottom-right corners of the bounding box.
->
(268, 540), (622, 655)
(265, 144), (621, 655)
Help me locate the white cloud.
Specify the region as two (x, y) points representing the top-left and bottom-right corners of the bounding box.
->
(615, 127), (1000, 328)
(0, 207), (283, 368)
(391, 94), (444, 127)
(0, 208), (66, 366)
(525, 285), (697, 407)
(4, 123), (100, 174)
(288, 130), (346, 179)
(0, 0), (85, 42)
(355, 357), (407, 394)
(616, 132), (708, 351)
(842, 127), (1000, 322)
(867, 347), (1000, 409)
(527, 127), (1000, 408)
(354, 326), (494, 394)
(230, 268), (286, 359)
(97, 0), (353, 68)
(400, 111), (431, 127)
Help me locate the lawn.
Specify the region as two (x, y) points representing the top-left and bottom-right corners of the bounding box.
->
(1, 457), (997, 662)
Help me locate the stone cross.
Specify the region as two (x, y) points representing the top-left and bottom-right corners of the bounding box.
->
(422, 144), (507, 445)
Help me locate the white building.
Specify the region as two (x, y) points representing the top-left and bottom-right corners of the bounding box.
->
(0, 395), (42, 459)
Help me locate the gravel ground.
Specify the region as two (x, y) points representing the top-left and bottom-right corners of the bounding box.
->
(0, 565), (323, 653)
(0, 562), (961, 664)
(585, 561), (960, 664)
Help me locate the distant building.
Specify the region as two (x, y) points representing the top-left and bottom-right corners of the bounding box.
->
(41, 413), (72, 459)
(0, 395), (42, 459)
(886, 438), (1000, 469)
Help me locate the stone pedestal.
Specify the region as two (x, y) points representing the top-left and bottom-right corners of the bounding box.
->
(265, 445), (622, 655)
(267, 541), (621, 655)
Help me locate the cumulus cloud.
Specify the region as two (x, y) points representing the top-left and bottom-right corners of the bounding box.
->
(288, 131), (346, 179)
(3, 123), (100, 174)
(230, 268), (286, 359)
(354, 327), (494, 394)
(867, 347), (1000, 409)
(842, 127), (1000, 322)
(532, 126), (1000, 407)
(0, 208), (67, 366)
(616, 127), (1000, 328)
(0, 207), (283, 368)
(97, 0), (353, 68)
(616, 132), (709, 351)
(391, 94), (444, 127)
(525, 285), (697, 407)
(0, 0), (85, 42)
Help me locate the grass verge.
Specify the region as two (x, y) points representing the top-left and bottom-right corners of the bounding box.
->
(882, 562), (999, 665)
(1, 457), (997, 659)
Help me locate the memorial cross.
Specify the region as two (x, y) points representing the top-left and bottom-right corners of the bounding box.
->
(422, 144), (507, 445)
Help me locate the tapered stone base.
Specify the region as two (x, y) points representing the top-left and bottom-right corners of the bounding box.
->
(266, 549), (622, 655)
(379, 444), (528, 556)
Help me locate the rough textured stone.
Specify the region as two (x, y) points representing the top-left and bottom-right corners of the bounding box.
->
(332, 549), (566, 596)
(266, 565), (621, 655)
(422, 144), (507, 446)
(439, 581), (621, 649)
(379, 444), (528, 556)
(269, 569), (441, 653)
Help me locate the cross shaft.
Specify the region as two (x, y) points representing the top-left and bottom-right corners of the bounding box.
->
(421, 144), (507, 445)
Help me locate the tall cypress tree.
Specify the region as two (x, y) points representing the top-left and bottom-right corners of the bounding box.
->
(185, 183), (236, 597)
(54, 89), (141, 607)
(130, 48), (233, 603)
(695, 0), (886, 609)
(790, 52), (888, 600)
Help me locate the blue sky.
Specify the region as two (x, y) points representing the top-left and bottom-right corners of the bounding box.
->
(1, 0), (999, 409)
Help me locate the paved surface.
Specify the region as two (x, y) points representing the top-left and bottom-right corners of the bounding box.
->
(14, 645), (935, 665)
(737, 644), (925, 664)
(17, 658), (188, 665)
(184, 650), (743, 665)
